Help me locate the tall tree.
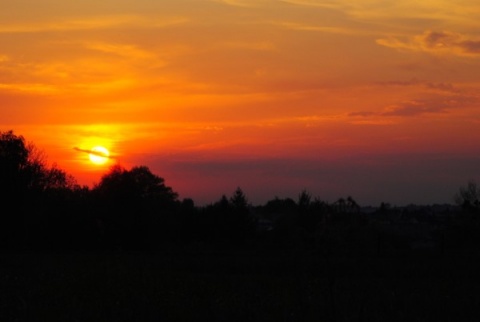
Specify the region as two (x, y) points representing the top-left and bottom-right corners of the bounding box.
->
(298, 189), (312, 212)
(0, 130), (78, 249)
(230, 187), (248, 211)
(455, 180), (480, 211)
(0, 130), (77, 198)
(0, 130), (30, 195)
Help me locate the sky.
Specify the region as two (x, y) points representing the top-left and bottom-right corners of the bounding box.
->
(1, 0), (479, 206)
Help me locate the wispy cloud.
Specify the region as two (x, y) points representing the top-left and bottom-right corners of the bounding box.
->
(211, 0), (271, 8)
(377, 30), (480, 57)
(381, 99), (452, 117)
(375, 78), (458, 93)
(0, 37), (168, 95)
(351, 93), (478, 118)
(280, 0), (480, 36)
(83, 42), (159, 61)
(0, 15), (188, 34)
(0, 83), (59, 94)
(74, 146), (115, 159)
(273, 21), (366, 35)
(280, 0), (343, 9)
(222, 41), (276, 51)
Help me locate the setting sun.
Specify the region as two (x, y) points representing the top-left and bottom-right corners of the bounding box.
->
(89, 146), (110, 165)
(2, 0), (480, 206)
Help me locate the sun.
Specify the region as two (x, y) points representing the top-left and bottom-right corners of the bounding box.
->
(89, 146), (110, 165)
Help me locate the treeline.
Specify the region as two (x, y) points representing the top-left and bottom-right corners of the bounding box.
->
(1, 130), (479, 253)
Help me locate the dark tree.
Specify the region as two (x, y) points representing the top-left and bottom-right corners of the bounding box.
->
(263, 197), (297, 215)
(298, 189), (311, 210)
(0, 130), (79, 249)
(0, 130), (77, 197)
(230, 187), (248, 211)
(91, 164), (179, 249)
(0, 130), (29, 185)
(228, 187), (255, 246)
(455, 180), (480, 211)
(346, 196), (360, 213)
(93, 165), (178, 205)
(334, 197), (347, 213)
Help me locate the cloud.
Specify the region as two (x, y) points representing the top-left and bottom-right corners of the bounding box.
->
(272, 21), (367, 35)
(351, 93), (477, 118)
(381, 99), (450, 117)
(0, 15), (135, 33)
(0, 83), (59, 94)
(74, 147), (114, 159)
(0, 15), (188, 34)
(349, 111), (376, 117)
(377, 30), (480, 57)
(222, 41), (276, 51)
(458, 40), (480, 54)
(212, 0), (270, 7)
(0, 38), (168, 95)
(0, 57), (139, 95)
(280, 0), (480, 25)
(375, 78), (458, 93)
(425, 82), (456, 92)
(279, 0), (343, 9)
(83, 42), (159, 61)
(375, 78), (421, 87)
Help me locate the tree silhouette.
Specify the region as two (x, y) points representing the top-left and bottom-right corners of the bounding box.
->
(0, 131), (29, 177)
(0, 130), (77, 197)
(455, 180), (480, 211)
(0, 130), (36, 200)
(229, 187), (255, 245)
(334, 197), (347, 213)
(2, 129), (478, 256)
(346, 196), (360, 213)
(298, 189), (312, 212)
(230, 186), (248, 211)
(93, 165), (177, 204)
(0, 130), (79, 249)
(91, 164), (180, 249)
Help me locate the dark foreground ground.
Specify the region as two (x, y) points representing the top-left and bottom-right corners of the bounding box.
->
(1, 248), (480, 322)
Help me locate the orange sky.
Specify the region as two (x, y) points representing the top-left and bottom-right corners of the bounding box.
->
(1, 0), (480, 206)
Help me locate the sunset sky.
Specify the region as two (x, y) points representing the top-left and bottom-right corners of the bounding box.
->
(1, 0), (479, 206)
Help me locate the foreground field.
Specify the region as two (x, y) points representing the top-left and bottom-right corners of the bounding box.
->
(1, 249), (480, 321)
